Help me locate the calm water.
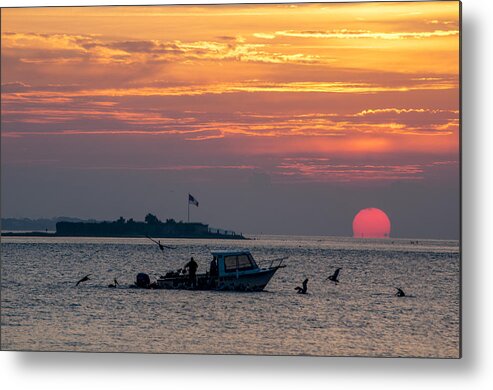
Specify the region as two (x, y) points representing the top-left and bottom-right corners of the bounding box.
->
(1, 236), (460, 357)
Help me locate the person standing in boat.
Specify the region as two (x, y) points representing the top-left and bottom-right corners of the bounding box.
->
(209, 257), (218, 288)
(184, 257), (198, 288)
(210, 257), (218, 278)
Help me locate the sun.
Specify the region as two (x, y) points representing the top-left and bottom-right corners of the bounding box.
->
(353, 208), (391, 238)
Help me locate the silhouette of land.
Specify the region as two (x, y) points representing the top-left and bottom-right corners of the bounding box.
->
(1, 213), (245, 239)
(1, 216), (92, 231)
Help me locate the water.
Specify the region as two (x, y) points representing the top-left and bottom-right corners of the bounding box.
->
(1, 236), (460, 357)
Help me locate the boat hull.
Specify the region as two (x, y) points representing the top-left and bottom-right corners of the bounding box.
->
(156, 268), (279, 292)
(216, 268), (277, 291)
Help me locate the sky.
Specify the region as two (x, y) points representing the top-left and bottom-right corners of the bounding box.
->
(0, 2), (460, 239)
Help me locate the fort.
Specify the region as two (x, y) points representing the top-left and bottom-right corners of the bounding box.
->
(2, 213), (246, 239)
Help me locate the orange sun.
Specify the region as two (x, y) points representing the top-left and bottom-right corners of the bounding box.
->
(353, 208), (391, 238)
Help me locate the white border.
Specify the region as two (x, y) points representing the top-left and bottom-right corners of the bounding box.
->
(2, 1), (493, 389)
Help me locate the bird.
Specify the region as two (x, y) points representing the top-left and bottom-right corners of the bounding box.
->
(327, 268), (342, 284)
(395, 287), (406, 297)
(75, 274), (91, 286)
(295, 278), (309, 294)
(146, 235), (174, 251)
(108, 278), (119, 288)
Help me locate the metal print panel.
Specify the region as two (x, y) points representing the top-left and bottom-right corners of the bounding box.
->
(0, 1), (461, 357)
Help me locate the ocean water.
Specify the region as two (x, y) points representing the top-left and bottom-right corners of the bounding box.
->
(1, 236), (460, 357)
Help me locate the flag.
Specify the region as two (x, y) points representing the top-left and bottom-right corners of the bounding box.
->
(188, 193), (199, 207)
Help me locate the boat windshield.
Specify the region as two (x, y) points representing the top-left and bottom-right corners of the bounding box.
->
(224, 254), (257, 272)
(247, 254), (258, 268)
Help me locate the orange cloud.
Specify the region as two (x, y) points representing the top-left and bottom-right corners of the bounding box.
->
(273, 158), (458, 183)
(262, 29), (459, 40)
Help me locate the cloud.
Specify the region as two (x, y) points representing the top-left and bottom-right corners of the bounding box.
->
(1, 78), (456, 108)
(354, 108), (456, 116)
(215, 35), (238, 41)
(1, 102), (458, 141)
(348, 108), (459, 135)
(427, 19), (457, 27)
(2, 31), (96, 51)
(252, 33), (276, 40)
(276, 159), (425, 182)
(1, 81), (32, 92)
(2, 32), (324, 66)
(273, 158), (459, 183)
(271, 29), (459, 40)
(106, 40), (158, 53)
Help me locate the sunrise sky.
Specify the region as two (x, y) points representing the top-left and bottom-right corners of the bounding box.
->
(0, 2), (460, 238)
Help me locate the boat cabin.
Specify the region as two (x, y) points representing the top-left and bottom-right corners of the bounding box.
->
(212, 250), (259, 276)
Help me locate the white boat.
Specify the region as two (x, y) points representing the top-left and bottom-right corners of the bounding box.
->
(156, 250), (286, 292)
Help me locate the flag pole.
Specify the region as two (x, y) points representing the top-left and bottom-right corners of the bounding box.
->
(188, 195), (190, 223)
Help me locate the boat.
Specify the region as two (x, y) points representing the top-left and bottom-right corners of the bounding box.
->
(156, 250), (286, 291)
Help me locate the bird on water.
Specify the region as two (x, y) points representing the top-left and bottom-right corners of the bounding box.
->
(295, 278), (309, 294)
(327, 268), (342, 284)
(395, 287), (406, 297)
(75, 274), (91, 286)
(108, 278), (119, 288)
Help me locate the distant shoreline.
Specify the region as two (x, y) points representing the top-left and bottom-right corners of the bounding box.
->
(1, 231), (248, 239)
(1, 214), (247, 240)
(2, 232), (57, 237)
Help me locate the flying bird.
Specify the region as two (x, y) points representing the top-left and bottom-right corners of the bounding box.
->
(146, 235), (175, 251)
(295, 278), (309, 294)
(75, 274), (91, 286)
(395, 287), (406, 297)
(327, 268), (342, 284)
